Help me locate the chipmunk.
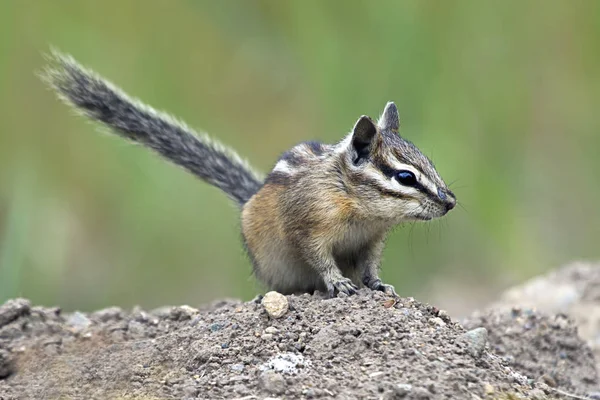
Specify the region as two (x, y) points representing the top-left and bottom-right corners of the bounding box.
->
(41, 51), (456, 298)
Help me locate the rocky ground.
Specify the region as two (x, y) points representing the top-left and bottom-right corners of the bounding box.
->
(491, 261), (600, 374)
(0, 263), (599, 400)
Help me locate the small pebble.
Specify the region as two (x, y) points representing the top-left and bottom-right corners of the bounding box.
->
(383, 383), (412, 399)
(230, 363), (244, 372)
(127, 320), (146, 336)
(428, 317), (446, 327)
(259, 370), (286, 395)
(182, 385), (198, 397)
(458, 327), (487, 358)
(14, 346), (26, 353)
(262, 291), (289, 319)
(169, 305), (199, 321)
(0, 298), (31, 328)
(483, 383), (494, 395)
(66, 312), (91, 332)
(397, 383), (412, 392)
(413, 387), (431, 399)
(92, 307), (123, 322)
(265, 326), (279, 334)
(539, 374), (557, 388)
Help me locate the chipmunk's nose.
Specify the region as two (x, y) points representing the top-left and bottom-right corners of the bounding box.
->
(438, 188), (456, 212)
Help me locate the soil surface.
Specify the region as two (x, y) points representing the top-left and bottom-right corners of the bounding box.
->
(492, 261), (600, 374)
(464, 308), (598, 396)
(0, 268), (599, 399)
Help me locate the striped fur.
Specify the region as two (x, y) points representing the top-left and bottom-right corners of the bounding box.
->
(41, 50), (263, 206)
(41, 51), (455, 298)
(243, 103), (456, 296)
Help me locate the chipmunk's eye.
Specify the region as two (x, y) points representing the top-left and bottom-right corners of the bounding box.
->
(396, 170), (417, 186)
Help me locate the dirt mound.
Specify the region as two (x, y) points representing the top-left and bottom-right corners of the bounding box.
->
(492, 261), (600, 371)
(464, 307), (598, 396)
(0, 289), (597, 399)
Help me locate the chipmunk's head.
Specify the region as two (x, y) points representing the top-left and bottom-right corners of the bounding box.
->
(342, 101), (456, 223)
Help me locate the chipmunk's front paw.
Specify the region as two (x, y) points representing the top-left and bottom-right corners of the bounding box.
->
(363, 277), (398, 297)
(326, 278), (358, 298)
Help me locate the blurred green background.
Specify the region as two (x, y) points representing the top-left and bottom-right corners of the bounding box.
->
(0, 1), (598, 315)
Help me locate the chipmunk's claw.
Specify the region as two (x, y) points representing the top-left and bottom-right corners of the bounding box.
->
(364, 277), (398, 297)
(379, 283), (398, 297)
(327, 278), (359, 298)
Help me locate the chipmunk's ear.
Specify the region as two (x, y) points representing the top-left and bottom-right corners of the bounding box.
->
(378, 101), (400, 133)
(351, 115), (378, 163)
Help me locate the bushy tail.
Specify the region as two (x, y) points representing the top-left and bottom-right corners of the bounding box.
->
(40, 50), (263, 206)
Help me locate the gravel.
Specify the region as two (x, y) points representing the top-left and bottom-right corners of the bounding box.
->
(0, 287), (597, 399)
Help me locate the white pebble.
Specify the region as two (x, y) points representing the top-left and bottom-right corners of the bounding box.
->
(262, 291), (289, 319)
(429, 317), (446, 327)
(265, 326), (279, 334)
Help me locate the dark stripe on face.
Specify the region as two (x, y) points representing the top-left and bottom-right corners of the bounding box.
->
(373, 160), (396, 179)
(373, 160), (440, 202)
(412, 181), (439, 202)
(347, 170), (411, 200)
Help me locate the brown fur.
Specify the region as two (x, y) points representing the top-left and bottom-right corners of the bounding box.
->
(241, 103), (456, 297)
(43, 57), (453, 299)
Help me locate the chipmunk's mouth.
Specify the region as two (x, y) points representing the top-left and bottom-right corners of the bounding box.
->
(414, 214), (433, 221)
(413, 207), (448, 221)
(411, 200), (451, 221)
